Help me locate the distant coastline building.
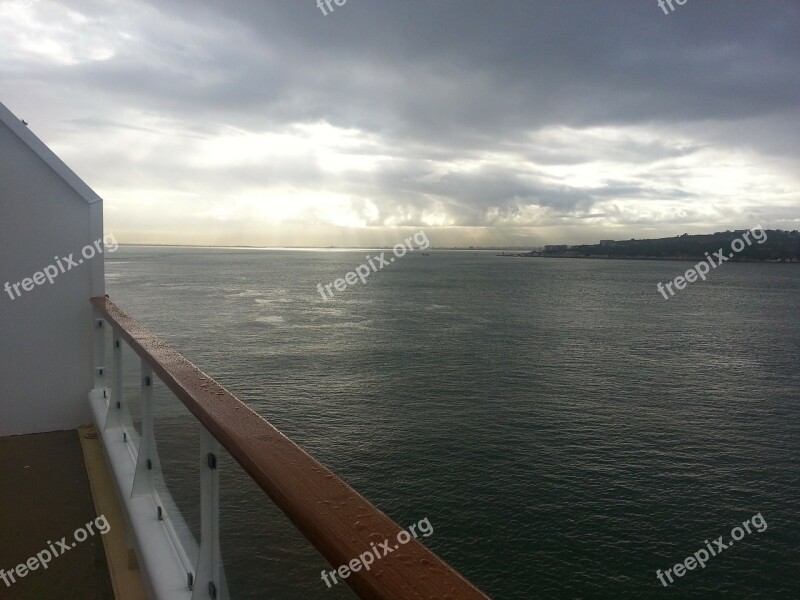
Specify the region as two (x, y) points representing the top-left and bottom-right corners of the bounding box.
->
(599, 240), (616, 247)
(544, 244), (569, 252)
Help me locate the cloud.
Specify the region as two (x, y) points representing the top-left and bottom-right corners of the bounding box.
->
(1, 0), (798, 245)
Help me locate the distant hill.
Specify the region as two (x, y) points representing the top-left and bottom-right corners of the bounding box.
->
(541, 229), (800, 262)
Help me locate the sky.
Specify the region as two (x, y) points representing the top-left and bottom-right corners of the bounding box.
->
(1, 0), (798, 247)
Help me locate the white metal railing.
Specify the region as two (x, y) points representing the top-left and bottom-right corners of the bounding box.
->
(90, 312), (227, 600)
(89, 296), (493, 600)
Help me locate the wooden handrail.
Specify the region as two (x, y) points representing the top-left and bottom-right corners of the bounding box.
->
(91, 297), (491, 600)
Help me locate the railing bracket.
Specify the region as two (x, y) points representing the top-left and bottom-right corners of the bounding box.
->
(207, 453), (217, 470)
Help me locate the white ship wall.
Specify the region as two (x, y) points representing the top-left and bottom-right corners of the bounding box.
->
(0, 101), (104, 436)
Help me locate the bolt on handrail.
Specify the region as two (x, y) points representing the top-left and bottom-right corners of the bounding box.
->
(91, 296), (491, 600)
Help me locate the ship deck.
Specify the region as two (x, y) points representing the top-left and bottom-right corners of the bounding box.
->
(0, 428), (145, 599)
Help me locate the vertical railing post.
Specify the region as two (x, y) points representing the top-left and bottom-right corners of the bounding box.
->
(104, 329), (124, 432)
(193, 425), (223, 600)
(132, 360), (156, 496)
(93, 311), (106, 390)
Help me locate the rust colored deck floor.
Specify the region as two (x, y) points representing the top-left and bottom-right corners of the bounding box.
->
(0, 430), (114, 600)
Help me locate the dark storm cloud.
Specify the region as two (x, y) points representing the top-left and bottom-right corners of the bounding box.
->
(108, 1), (800, 142)
(36, 0), (800, 144)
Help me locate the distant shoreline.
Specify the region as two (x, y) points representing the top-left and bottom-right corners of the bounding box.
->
(110, 244), (798, 263)
(499, 254), (798, 264)
(113, 229), (800, 263)
(500, 229), (800, 263)
(116, 243), (524, 251)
